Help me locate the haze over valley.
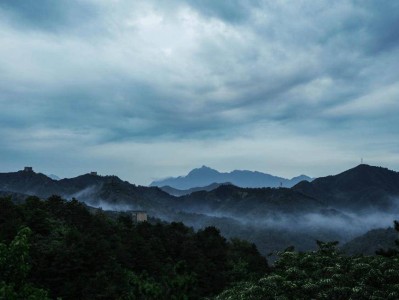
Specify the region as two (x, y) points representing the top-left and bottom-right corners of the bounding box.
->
(2, 164), (399, 257)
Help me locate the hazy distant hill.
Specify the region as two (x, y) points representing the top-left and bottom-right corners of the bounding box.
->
(293, 164), (399, 211)
(151, 165), (312, 189)
(342, 227), (398, 255)
(160, 182), (232, 196)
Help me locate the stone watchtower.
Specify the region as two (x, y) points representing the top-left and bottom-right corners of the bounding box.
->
(23, 167), (33, 172)
(131, 211), (148, 223)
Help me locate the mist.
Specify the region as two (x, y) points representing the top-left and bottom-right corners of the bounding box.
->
(67, 185), (101, 201)
(161, 197), (399, 257)
(65, 185), (144, 212)
(61, 184), (399, 257)
(89, 200), (142, 212)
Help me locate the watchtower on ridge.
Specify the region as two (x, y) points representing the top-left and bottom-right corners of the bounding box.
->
(132, 211), (147, 223)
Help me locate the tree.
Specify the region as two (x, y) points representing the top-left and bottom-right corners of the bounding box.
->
(0, 227), (50, 299)
(215, 240), (399, 299)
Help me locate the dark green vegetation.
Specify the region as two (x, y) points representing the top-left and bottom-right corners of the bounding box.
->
(0, 227), (50, 299)
(0, 196), (268, 299)
(215, 238), (399, 299)
(4, 193), (398, 299)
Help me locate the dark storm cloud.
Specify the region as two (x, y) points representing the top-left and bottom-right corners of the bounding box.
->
(351, 1), (399, 54)
(0, 0), (399, 183)
(0, 0), (98, 32)
(185, 0), (261, 23)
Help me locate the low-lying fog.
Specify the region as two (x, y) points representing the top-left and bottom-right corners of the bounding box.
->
(199, 209), (398, 238)
(64, 187), (399, 256)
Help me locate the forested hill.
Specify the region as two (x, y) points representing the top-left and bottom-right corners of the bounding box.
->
(0, 196), (268, 299)
(293, 164), (399, 211)
(0, 170), (173, 210)
(3, 165), (398, 215)
(172, 184), (323, 217)
(0, 169), (322, 218)
(341, 227), (398, 255)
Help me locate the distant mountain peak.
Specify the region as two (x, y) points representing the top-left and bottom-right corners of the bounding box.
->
(292, 164), (399, 211)
(150, 166), (312, 190)
(291, 174), (313, 181)
(188, 165), (218, 174)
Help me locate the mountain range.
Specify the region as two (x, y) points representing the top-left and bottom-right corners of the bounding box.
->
(150, 165), (312, 189)
(0, 169), (171, 211)
(1, 164), (399, 256)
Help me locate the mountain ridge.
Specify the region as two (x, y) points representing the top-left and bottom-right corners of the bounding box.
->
(150, 165), (313, 189)
(0, 170), (173, 211)
(292, 164), (399, 211)
(1, 164), (399, 256)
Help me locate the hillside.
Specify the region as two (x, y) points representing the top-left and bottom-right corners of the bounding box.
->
(0, 169), (173, 211)
(174, 184), (323, 218)
(151, 166), (312, 189)
(341, 227), (398, 255)
(293, 164), (399, 211)
(0, 169), (320, 220)
(160, 182), (232, 196)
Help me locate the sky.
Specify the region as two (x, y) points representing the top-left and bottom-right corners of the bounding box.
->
(1, 0), (398, 185)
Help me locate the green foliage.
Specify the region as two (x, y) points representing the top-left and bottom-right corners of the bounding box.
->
(215, 239), (399, 300)
(0, 227), (50, 300)
(226, 239), (268, 282)
(0, 196), (268, 299)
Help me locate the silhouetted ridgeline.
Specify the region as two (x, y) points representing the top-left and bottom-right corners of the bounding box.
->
(293, 164), (399, 211)
(150, 165), (312, 189)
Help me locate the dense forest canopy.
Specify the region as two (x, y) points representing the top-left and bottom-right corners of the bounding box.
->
(2, 195), (399, 299)
(0, 196), (268, 299)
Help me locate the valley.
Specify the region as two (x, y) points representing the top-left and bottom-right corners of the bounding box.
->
(1, 164), (398, 257)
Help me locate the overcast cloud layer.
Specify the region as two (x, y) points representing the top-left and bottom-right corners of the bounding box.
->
(1, 0), (398, 184)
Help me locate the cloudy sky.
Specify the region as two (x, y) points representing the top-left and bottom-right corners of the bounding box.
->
(1, 0), (398, 185)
